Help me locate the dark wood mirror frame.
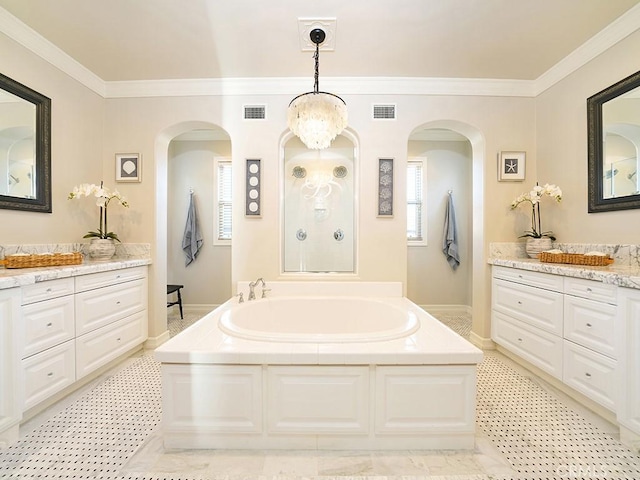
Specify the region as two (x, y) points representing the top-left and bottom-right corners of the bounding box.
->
(587, 69), (640, 213)
(0, 72), (51, 213)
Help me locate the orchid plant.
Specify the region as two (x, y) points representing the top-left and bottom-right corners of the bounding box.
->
(511, 183), (562, 240)
(68, 182), (129, 242)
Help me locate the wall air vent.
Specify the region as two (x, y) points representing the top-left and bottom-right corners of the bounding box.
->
(243, 105), (266, 120)
(372, 104), (396, 120)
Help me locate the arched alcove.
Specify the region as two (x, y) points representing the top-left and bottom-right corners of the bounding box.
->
(150, 121), (230, 344)
(408, 120), (489, 347)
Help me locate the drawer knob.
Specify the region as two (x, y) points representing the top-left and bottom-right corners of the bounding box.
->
(517, 301), (523, 305)
(46, 288), (52, 293)
(586, 287), (593, 293)
(585, 372), (592, 378)
(586, 323), (592, 328)
(117, 337), (121, 342)
(46, 322), (53, 328)
(47, 372), (53, 378)
(517, 338), (523, 342)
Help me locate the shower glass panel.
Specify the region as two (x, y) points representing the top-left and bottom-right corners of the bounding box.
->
(283, 135), (355, 273)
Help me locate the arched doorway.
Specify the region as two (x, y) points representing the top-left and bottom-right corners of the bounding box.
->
(408, 120), (489, 347)
(149, 121), (230, 345)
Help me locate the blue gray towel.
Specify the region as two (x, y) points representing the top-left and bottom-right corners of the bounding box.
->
(182, 192), (203, 266)
(442, 193), (460, 270)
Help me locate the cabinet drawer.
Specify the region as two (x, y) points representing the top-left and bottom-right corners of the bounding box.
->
(563, 340), (617, 412)
(76, 310), (147, 379)
(492, 278), (563, 335)
(563, 277), (617, 305)
(21, 278), (74, 305)
(22, 295), (75, 358)
(564, 295), (617, 359)
(492, 266), (563, 291)
(492, 311), (563, 379)
(75, 278), (146, 335)
(22, 340), (75, 411)
(75, 266), (146, 293)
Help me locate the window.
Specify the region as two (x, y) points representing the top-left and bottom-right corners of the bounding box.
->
(407, 158), (426, 245)
(214, 158), (232, 245)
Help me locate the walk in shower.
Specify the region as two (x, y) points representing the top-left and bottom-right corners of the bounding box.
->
(282, 135), (356, 273)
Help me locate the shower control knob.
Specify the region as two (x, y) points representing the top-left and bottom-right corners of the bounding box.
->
(296, 229), (307, 241)
(334, 229), (344, 241)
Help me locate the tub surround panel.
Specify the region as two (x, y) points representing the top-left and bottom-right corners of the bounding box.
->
(156, 281), (482, 450)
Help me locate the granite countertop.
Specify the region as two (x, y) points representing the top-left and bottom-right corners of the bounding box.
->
(0, 257), (152, 290)
(489, 257), (640, 290)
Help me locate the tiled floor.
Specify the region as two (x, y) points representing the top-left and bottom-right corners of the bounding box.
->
(1, 310), (639, 479)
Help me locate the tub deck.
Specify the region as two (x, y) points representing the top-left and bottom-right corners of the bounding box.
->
(155, 282), (483, 450)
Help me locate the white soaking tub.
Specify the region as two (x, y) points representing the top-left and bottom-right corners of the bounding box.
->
(155, 282), (483, 451)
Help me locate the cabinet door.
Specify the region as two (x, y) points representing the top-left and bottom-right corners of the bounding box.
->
(22, 341), (75, 411)
(0, 288), (21, 444)
(563, 340), (616, 412)
(617, 287), (640, 436)
(492, 311), (563, 379)
(564, 295), (617, 359)
(75, 278), (147, 335)
(75, 310), (147, 379)
(492, 278), (563, 335)
(22, 295), (75, 358)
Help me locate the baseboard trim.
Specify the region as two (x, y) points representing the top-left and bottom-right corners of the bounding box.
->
(144, 330), (170, 349)
(469, 331), (495, 350)
(419, 304), (472, 315)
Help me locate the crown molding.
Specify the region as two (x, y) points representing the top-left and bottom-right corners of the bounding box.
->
(534, 3), (640, 95)
(2, 4), (639, 100)
(0, 7), (105, 96)
(104, 76), (536, 98)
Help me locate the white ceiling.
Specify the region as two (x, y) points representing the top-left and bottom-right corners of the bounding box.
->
(1, 0), (639, 85)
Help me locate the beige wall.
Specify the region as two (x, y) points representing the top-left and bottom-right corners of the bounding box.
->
(4, 24), (640, 345)
(407, 140), (473, 308)
(536, 29), (640, 244)
(167, 140), (232, 307)
(0, 33), (104, 244)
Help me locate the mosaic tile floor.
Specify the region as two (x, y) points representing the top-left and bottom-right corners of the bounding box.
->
(1, 310), (639, 479)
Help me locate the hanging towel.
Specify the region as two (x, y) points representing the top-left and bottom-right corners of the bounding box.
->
(182, 192), (203, 266)
(442, 193), (460, 270)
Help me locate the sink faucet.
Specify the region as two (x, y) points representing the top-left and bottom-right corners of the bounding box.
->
(248, 278), (265, 301)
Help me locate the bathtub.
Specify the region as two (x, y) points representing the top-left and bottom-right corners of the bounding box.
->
(155, 282), (483, 450)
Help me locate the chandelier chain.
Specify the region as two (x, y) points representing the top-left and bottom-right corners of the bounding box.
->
(313, 42), (320, 93)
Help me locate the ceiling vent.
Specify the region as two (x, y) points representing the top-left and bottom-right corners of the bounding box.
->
(243, 105), (266, 120)
(372, 104), (396, 120)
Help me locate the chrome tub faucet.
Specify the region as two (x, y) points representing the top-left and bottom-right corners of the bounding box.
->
(248, 278), (266, 301)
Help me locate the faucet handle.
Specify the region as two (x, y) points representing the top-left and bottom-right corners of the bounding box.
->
(261, 287), (271, 299)
(236, 292), (244, 303)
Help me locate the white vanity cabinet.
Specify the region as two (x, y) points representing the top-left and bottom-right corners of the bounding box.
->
(491, 268), (564, 379)
(491, 266), (618, 412)
(562, 278), (617, 411)
(617, 287), (640, 449)
(0, 288), (21, 447)
(20, 278), (76, 411)
(75, 267), (148, 379)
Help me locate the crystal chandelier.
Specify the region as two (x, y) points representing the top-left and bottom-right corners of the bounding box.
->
(287, 28), (348, 150)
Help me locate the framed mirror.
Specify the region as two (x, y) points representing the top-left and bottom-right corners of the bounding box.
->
(587, 69), (640, 213)
(0, 72), (51, 213)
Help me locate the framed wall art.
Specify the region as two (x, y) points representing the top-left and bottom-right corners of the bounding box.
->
(498, 151), (526, 182)
(245, 159), (261, 216)
(378, 158), (394, 216)
(115, 153), (141, 182)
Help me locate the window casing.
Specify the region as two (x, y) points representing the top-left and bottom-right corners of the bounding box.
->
(214, 158), (232, 245)
(407, 158), (427, 245)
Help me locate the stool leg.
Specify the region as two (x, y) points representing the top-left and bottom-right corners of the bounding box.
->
(177, 288), (183, 319)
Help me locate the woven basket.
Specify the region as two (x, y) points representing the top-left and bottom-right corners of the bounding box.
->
(539, 252), (613, 266)
(1, 252), (83, 269)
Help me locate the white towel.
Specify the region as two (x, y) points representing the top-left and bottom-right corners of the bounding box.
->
(182, 192), (203, 266)
(442, 193), (460, 270)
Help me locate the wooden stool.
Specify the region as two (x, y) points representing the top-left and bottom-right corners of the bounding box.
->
(167, 284), (184, 319)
